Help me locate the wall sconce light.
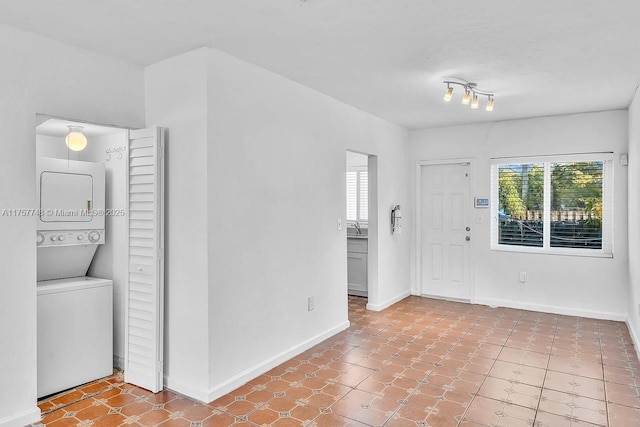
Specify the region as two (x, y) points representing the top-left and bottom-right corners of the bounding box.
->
(442, 79), (495, 112)
(65, 126), (87, 151)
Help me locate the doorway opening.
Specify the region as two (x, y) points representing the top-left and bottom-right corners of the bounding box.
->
(35, 115), (165, 399)
(346, 151), (378, 307)
(35, 116), (128, 399)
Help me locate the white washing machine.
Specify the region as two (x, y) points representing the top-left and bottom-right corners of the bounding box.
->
(36, 157), (113, 398)
(37, 277), (113, 398)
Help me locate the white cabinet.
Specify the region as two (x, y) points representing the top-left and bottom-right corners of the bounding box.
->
(347, 238), (368, 296)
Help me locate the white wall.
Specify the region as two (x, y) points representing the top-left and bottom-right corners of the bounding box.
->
(204, 48), (411, 399)
(627, 92), (640, 351)
(346, 151), (368, 167)
(0, 24), (143, 427)
(143, 47), (411, 401)
(35, 134), (81, 160)
(411, 111), (629, 320)
(145, 48), (211, 399)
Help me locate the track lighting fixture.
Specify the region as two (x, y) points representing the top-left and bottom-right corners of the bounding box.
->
(442, 79), (495, 112)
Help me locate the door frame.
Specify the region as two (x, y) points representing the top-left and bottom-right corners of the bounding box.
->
(415, 159), (475, 301)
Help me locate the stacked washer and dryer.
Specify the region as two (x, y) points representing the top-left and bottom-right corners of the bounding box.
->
(36, 157), (113, 398)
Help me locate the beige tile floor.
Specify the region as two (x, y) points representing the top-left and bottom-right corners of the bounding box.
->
(36, 295), (640, 426)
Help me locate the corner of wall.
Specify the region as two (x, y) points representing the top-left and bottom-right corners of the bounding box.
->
(627, 90), (640, 354)
(205, 321), (350, 403)
(366, 290), (411, 312)
(0, 407), (41, 427)
(626, 319), (640, 367)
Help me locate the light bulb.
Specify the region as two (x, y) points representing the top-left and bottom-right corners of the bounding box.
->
(443, 86), (454, 102)
(461, 90), (471, 105)
(65, 126), (87, 151)
(471, 94), (479, 109)
(486, 98), (494, 112)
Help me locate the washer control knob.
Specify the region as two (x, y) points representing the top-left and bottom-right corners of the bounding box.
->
(88, 231), (101, 243)
(50, 235), (58, 241)
(77, 235), (85, 241)
(36, 233), (45, 245)
(58, 235), (65, 241)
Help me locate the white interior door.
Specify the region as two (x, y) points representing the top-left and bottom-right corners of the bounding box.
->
(125, 127), (165, 393)
(420, 163), (472, 300)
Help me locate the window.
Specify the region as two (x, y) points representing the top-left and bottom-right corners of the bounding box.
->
(491, 153), (613, 257)
(346, 167), (368, 223)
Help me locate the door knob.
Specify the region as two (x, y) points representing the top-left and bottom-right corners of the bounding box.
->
(465, 236), (471, 241)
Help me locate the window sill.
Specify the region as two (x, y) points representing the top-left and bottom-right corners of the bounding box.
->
(491, 244), (613, 259)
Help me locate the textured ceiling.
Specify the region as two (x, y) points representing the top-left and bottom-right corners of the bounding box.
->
(2, 0), (640, 129)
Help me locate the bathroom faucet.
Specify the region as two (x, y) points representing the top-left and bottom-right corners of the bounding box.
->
(354, 221), (361, 235)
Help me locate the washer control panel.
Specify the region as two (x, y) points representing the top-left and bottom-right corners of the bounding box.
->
(37, 230), (105, 247)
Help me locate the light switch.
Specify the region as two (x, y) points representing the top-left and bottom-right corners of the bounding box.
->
(337, 219), (342, 231)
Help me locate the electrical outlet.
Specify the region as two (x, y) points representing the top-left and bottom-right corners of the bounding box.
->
(519, 271), (527, 283)
(308, 296), (315, 311)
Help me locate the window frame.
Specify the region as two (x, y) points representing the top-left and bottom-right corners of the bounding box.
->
(490, 152), (614, 258)
(346, 166), (368, 225)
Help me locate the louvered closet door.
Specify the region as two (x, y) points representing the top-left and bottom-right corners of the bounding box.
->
(125, 127), (165, 393)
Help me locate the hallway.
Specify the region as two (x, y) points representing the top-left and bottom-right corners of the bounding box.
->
(37, 296), (640, 426)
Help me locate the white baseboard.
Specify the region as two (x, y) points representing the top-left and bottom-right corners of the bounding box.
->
(164, 377), (209, 404)
(367, 290), (411, 311)
(626, 319), (640, 364)
(474, 297), (627, 321)
(205, 320), (350, 403)
(164, 320), (351, 404)
(421, 294), (470, 304)
(0, 407), (40, 427)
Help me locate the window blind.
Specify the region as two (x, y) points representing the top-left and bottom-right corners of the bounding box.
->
(346, 171), (357, 221)
(346, 168), (368, 223)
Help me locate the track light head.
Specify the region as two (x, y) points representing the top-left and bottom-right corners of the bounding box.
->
(486, 97), (495, 112)
(461, 89), (471, 105)
(443, 85), (454, 102)
(471, 94), (479, 109)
